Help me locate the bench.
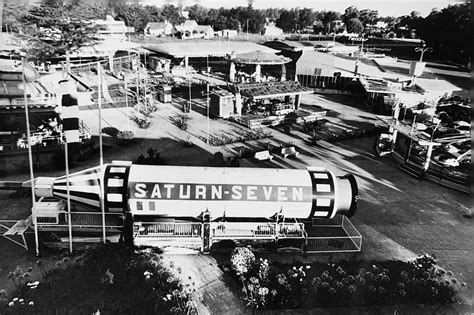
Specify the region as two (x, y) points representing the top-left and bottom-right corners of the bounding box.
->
(281, 146), (299, 158)
(254, 150), (274, 161)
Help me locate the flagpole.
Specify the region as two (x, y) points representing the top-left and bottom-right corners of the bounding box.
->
(136, 60), (140, 112)
(22, 56), (39, 257)
(206, 50), (210, 144)
(62, 99), (73, 253)
(98, 62), (106, 243)
(125, 79), (130, 130)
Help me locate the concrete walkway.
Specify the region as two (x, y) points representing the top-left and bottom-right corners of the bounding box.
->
(161, 251), (249, 314)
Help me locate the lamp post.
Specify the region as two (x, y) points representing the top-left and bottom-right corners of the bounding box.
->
(415, 44), (433, 62)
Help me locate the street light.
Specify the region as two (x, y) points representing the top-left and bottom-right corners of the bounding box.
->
(415, 44), (433, 62)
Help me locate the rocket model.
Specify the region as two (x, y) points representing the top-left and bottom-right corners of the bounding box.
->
(35, 162), (358, 219)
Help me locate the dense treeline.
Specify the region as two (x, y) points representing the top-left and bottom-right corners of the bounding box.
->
(2, 0), (470, 65)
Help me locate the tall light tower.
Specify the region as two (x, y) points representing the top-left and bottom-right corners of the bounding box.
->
(415, 44), (433, 62)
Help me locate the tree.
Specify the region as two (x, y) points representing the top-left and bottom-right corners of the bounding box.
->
(415, 3), (470, 66)
(342, 6), (360, 24)
(321, 10), (341, 33)
(2, 0), (30, 32)
(115, 4), (150, 33)
(20, 1), (101, 62)
(276, 9), (299, 33)
(161, 4), (184, 25)
(359, 9), (378, 26)
(346, 18), (364, 34)
(312, 20), (325, 34)
(186, 4), (208, 24)
(247, 9), (265, 33)
(298, 8), (315, 31)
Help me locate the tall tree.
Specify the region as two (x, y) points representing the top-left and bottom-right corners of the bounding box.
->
(186, 4), (208, 24)
(2, 0), (30, 32)
(346, 18), (364, 34)
(359, 9), (378, 26)
(321, 10), (341, 34)
(20, 1), (101, 62)
(298, 8), (315, 30)
(161, 4), (184, 25)
(415, 3), (470, 65)
(276, 9), (299, 33)
(342, 6), (360, 24)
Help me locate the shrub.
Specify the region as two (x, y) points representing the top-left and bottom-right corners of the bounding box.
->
(227, 251), (461, 311)
(116, 130), (134, 144)
(173, 114), (190, 131)
(1, 244), (197, 314)
(230, 247), (255, 277)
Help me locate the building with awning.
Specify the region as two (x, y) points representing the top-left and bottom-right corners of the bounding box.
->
(236, 81), (313, 115)
(238, 81), (312, 101)
(230, 50), (291, 83)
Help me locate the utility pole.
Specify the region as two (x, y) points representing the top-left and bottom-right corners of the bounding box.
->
(246, 19), (249, 40)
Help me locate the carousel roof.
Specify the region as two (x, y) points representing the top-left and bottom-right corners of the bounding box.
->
(232, 50), (291, 65)
(145, 40), (277, 58)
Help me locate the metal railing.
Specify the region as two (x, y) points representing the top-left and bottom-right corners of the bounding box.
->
(211, 222), (305, 239)
(305, 216), (362, 253)
(36, 211), (123, 229)
(212, 222), (275, 239)
(135, 222), (202, 238)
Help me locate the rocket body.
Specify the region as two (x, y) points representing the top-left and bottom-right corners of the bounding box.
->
(35, 163), (358, 219)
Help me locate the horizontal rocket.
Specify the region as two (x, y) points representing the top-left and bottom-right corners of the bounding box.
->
(35, 162), (358, 219)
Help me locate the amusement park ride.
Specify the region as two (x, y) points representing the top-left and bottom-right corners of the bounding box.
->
(7, 162), (360, 253)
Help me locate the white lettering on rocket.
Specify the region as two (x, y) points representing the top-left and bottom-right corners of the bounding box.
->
(277, 187), (288, 201)
(163, 184), (175, 198)
(131, 183), (311, 202)
(292, 187), (303, 201)
(211, 185), (222, 199)
(135, 183), (146, 198)
(179, 185), (190, 198)
(195, 185), (206, 199)
(231, 186), (242, 199)
(262, 186), (273, 200)
(247, 186), (257, 200)
(151, 184), (162, 198)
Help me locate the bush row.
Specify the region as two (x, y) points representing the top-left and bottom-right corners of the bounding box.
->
(228, 248), (462, 310)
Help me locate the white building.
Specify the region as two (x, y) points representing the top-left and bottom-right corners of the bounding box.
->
(263, 22), (283, 37)
(145, 22), (173, 37)
(93, 15), (134, 40)
(175, 20), (214, 39)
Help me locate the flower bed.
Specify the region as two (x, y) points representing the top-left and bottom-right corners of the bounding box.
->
(1, 244), (198, 314)
(226, 248), (463, 310)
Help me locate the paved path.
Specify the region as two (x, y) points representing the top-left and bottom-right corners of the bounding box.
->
(162, 251), (249, 314)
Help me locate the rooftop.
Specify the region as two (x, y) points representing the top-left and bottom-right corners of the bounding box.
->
(237, 81), (313, 100)
(144, 40), (278, 58)
(232, 50), (291, 65)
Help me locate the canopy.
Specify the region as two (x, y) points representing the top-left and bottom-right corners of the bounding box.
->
(144, 40), (278, 58)
(231, 50), (291, 65)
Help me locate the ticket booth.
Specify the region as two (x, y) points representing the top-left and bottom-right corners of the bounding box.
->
(210, 90), (235, 118)
(158, 85), (172, 103)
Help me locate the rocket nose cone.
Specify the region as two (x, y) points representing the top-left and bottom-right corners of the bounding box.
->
(51, 166), (103, 210)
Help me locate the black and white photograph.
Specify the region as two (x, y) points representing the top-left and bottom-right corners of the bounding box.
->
(0, 0), (471, 313)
